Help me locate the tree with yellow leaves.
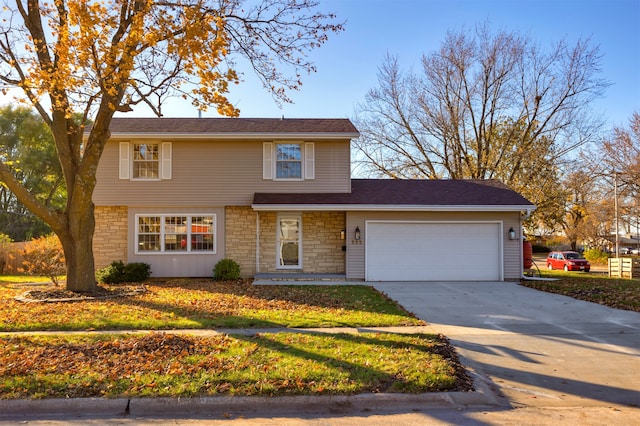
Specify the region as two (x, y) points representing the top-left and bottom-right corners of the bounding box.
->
(0, 0), (343, 292)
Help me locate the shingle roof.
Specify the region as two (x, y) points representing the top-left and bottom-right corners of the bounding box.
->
(253, 179), (534, 210)
(105, 117), (359, 138)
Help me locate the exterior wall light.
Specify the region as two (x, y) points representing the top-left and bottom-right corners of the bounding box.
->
(340, 229), (346, 240)
(508, 227), (516, 240)
(355, 226), (361, 241)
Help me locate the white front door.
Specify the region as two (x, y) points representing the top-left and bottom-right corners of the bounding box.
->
(277, 214), (302, 269)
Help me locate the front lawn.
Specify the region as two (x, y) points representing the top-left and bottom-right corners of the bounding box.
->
(0, 278), (474, 399)
(0, 279), (424, 331)
(521, 272), (640, 312)
(0, 332), (472, 399)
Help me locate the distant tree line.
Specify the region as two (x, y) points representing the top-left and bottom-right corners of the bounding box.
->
(0, 106), (65, 241)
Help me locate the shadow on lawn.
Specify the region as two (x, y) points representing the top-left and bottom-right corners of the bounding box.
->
(133, 278), (419, 321)
(0, 330), (473, 398)
(105, 285), (421, 330)
(226, 331), (474, 393)
(112, 291), (287, 329)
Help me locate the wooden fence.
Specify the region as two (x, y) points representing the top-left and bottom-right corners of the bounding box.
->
(0, 242), (27, 274)
(608, 257), (640, 279)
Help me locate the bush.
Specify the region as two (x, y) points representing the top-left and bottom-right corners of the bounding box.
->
(95, 261), (125, 284)
(213, 258), (241, 281)
(20, 234), (65, 286)
(96, 261), (151, 284)
(0, 233), (13, 274)
(583, 248), (609, 265)
(124, 262), (152, 282)
(531, 244), (551, 253)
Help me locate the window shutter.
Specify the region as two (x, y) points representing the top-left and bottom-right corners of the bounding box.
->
(304, 142), (315, 179)
(161, 142), (172, 179)
(263, 142), (273, 179)
(119, 142), (130, 179)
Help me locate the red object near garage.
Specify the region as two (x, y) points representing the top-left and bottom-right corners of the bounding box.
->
(523, 241), (533, 269)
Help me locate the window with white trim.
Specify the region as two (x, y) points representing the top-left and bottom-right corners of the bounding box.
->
(276, 143), (302, 179)
(120, 141), (172, 180)
(263, 142), (314, 180)
(133, 143), (159, 179)
(136, 214), (215, 254)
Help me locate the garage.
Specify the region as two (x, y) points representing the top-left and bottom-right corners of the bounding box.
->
(366, 221), (503, 281)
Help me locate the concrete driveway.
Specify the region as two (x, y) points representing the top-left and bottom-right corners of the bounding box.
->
(371, 281), (640, 409)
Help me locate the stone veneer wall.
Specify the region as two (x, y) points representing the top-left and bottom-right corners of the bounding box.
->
(93, 206), (128, 269)
(301, 211), (346, 274)
(257, 210), (346, 274)
(258, 211), (277, 273)
(225, 206), (257, 278)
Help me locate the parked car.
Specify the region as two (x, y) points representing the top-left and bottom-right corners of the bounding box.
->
(546, 251), (590, 272)
(620, 247), (639, 255)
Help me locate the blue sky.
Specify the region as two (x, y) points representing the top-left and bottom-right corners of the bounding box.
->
(2, 0), (637, 130)
(173, 0), (639, 131)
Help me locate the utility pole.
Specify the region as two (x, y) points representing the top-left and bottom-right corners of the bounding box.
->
(614, 171), (619, 257)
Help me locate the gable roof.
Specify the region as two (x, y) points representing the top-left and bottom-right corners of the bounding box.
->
(252, 179), (535, 213)
(103, 117), (359, 139)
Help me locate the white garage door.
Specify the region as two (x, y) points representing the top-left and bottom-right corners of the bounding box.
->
(366, 222), (502, 281)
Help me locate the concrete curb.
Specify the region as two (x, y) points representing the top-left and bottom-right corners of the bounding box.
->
(0, 383), (502, 419)
(0, 397), (128, 417)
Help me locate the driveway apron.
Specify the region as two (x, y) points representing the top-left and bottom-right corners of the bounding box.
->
(372, 281), (640, 409)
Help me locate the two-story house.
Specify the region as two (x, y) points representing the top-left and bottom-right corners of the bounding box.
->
(92, 118), (535, 281)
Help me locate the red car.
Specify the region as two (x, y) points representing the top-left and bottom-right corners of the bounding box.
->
(546, 251), (590, 272)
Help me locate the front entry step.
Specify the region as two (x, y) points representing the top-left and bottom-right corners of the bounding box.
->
(253, 273), (357, 285)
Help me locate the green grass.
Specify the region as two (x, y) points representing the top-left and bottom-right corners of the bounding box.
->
(0, 277), (474, 399)
(521, 272), (640, 312)
(0, 279), (424, 332)
(0, 332), (469, 399)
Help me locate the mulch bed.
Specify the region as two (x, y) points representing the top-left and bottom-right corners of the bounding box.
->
(15, 285), (148, 303)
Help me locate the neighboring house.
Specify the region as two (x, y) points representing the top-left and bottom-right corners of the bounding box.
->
(92, 118), (535, 282)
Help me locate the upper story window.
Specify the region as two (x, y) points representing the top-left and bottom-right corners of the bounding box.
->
(133, 143), (159, 179)
(119, 141), (172, 180)
(263, 142), (314, 181)
(276, 144), (302, 179)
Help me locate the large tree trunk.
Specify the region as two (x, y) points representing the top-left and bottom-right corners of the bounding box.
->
(58, 199), (98, 293)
